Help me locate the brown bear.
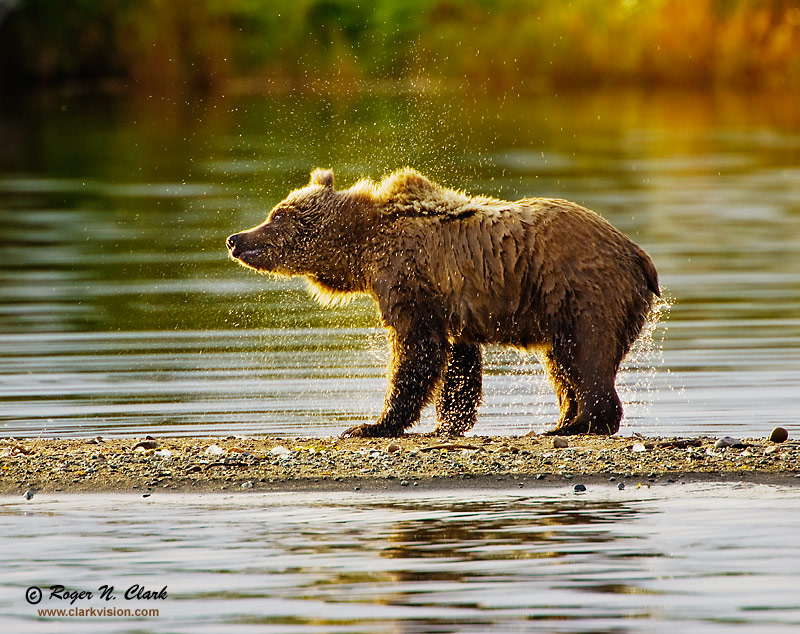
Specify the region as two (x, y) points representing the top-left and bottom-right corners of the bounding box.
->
(226, 168), (660, 437)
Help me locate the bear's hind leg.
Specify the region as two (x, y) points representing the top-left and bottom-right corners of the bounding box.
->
(434, 343), (483, 436)
(537, 348), (578, 428)
(341, 324), (447, 438)
(544, 381), (622, 436)
(544, 338), (623, 436)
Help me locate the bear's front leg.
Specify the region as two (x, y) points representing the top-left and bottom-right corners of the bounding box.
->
(340, 321), (447, 438)
(434, 343), (482, 436)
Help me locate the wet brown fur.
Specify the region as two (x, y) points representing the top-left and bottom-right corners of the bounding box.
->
(227, 168), (660, 437)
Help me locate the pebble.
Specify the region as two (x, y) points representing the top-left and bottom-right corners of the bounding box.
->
(400, 479), (409, 486)
(386, 442), (402, 453)
(241, 481), (254, 489)
(631, 442), (647, 453)
(269, 446), (290, 456)
(553, 438), (569, 448)
(23, 488), (35, 500)
(715, 437), (744, 449)
(133, 440), (158, 451)
(618, 482), (625, 490)
(573, 483), (587, 493)
(769, 427), (789, 443)
(205, 444), (224, 457)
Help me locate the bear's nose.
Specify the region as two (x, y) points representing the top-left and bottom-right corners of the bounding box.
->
(226, 233), (240, 251)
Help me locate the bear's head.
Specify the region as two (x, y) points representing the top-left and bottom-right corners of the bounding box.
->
(226, 168), (366, 299)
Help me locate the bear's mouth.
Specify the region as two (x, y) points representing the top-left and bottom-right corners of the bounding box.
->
(229, 247), (263, 265)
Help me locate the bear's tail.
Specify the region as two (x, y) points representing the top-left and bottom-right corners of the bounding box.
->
(634, 246), (661, 298)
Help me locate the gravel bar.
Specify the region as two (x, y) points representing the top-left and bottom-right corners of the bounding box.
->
(2, 433), (799, 496)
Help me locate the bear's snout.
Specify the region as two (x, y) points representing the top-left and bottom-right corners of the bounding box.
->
(226, 232), (256, 259)
(226, 230), (274, 271)
(226, 233), (241, 252)
(226, 232), (259, 262)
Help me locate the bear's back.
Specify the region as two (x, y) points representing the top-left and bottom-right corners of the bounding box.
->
(383, 197), (647, 346)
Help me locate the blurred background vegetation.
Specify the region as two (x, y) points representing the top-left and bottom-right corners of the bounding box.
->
(2, 0), (800, 93)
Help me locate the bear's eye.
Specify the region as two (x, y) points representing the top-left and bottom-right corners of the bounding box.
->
(270, 205), (301, 225)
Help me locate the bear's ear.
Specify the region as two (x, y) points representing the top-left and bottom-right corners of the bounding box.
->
(309, 168), (334, 188)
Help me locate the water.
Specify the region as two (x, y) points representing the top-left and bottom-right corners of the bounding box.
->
(2, 482), (800, 633)
(2, 86), (800, 631)
(2, 88), (799, 439)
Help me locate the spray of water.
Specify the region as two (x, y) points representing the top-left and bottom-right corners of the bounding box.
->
(484, 347), (552, 436)
(618, 291), (674, 434)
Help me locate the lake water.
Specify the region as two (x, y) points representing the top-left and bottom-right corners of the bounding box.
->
(1, 87), (798, 440)
(1, 86), (799, 632)
(2, 482), (800, 633)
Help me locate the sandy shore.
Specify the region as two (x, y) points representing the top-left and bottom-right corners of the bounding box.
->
(1, 434), (798, 496)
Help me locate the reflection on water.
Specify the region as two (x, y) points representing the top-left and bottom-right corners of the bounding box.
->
(1, 88), (799, 437)
(2, 483), (800, 633)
